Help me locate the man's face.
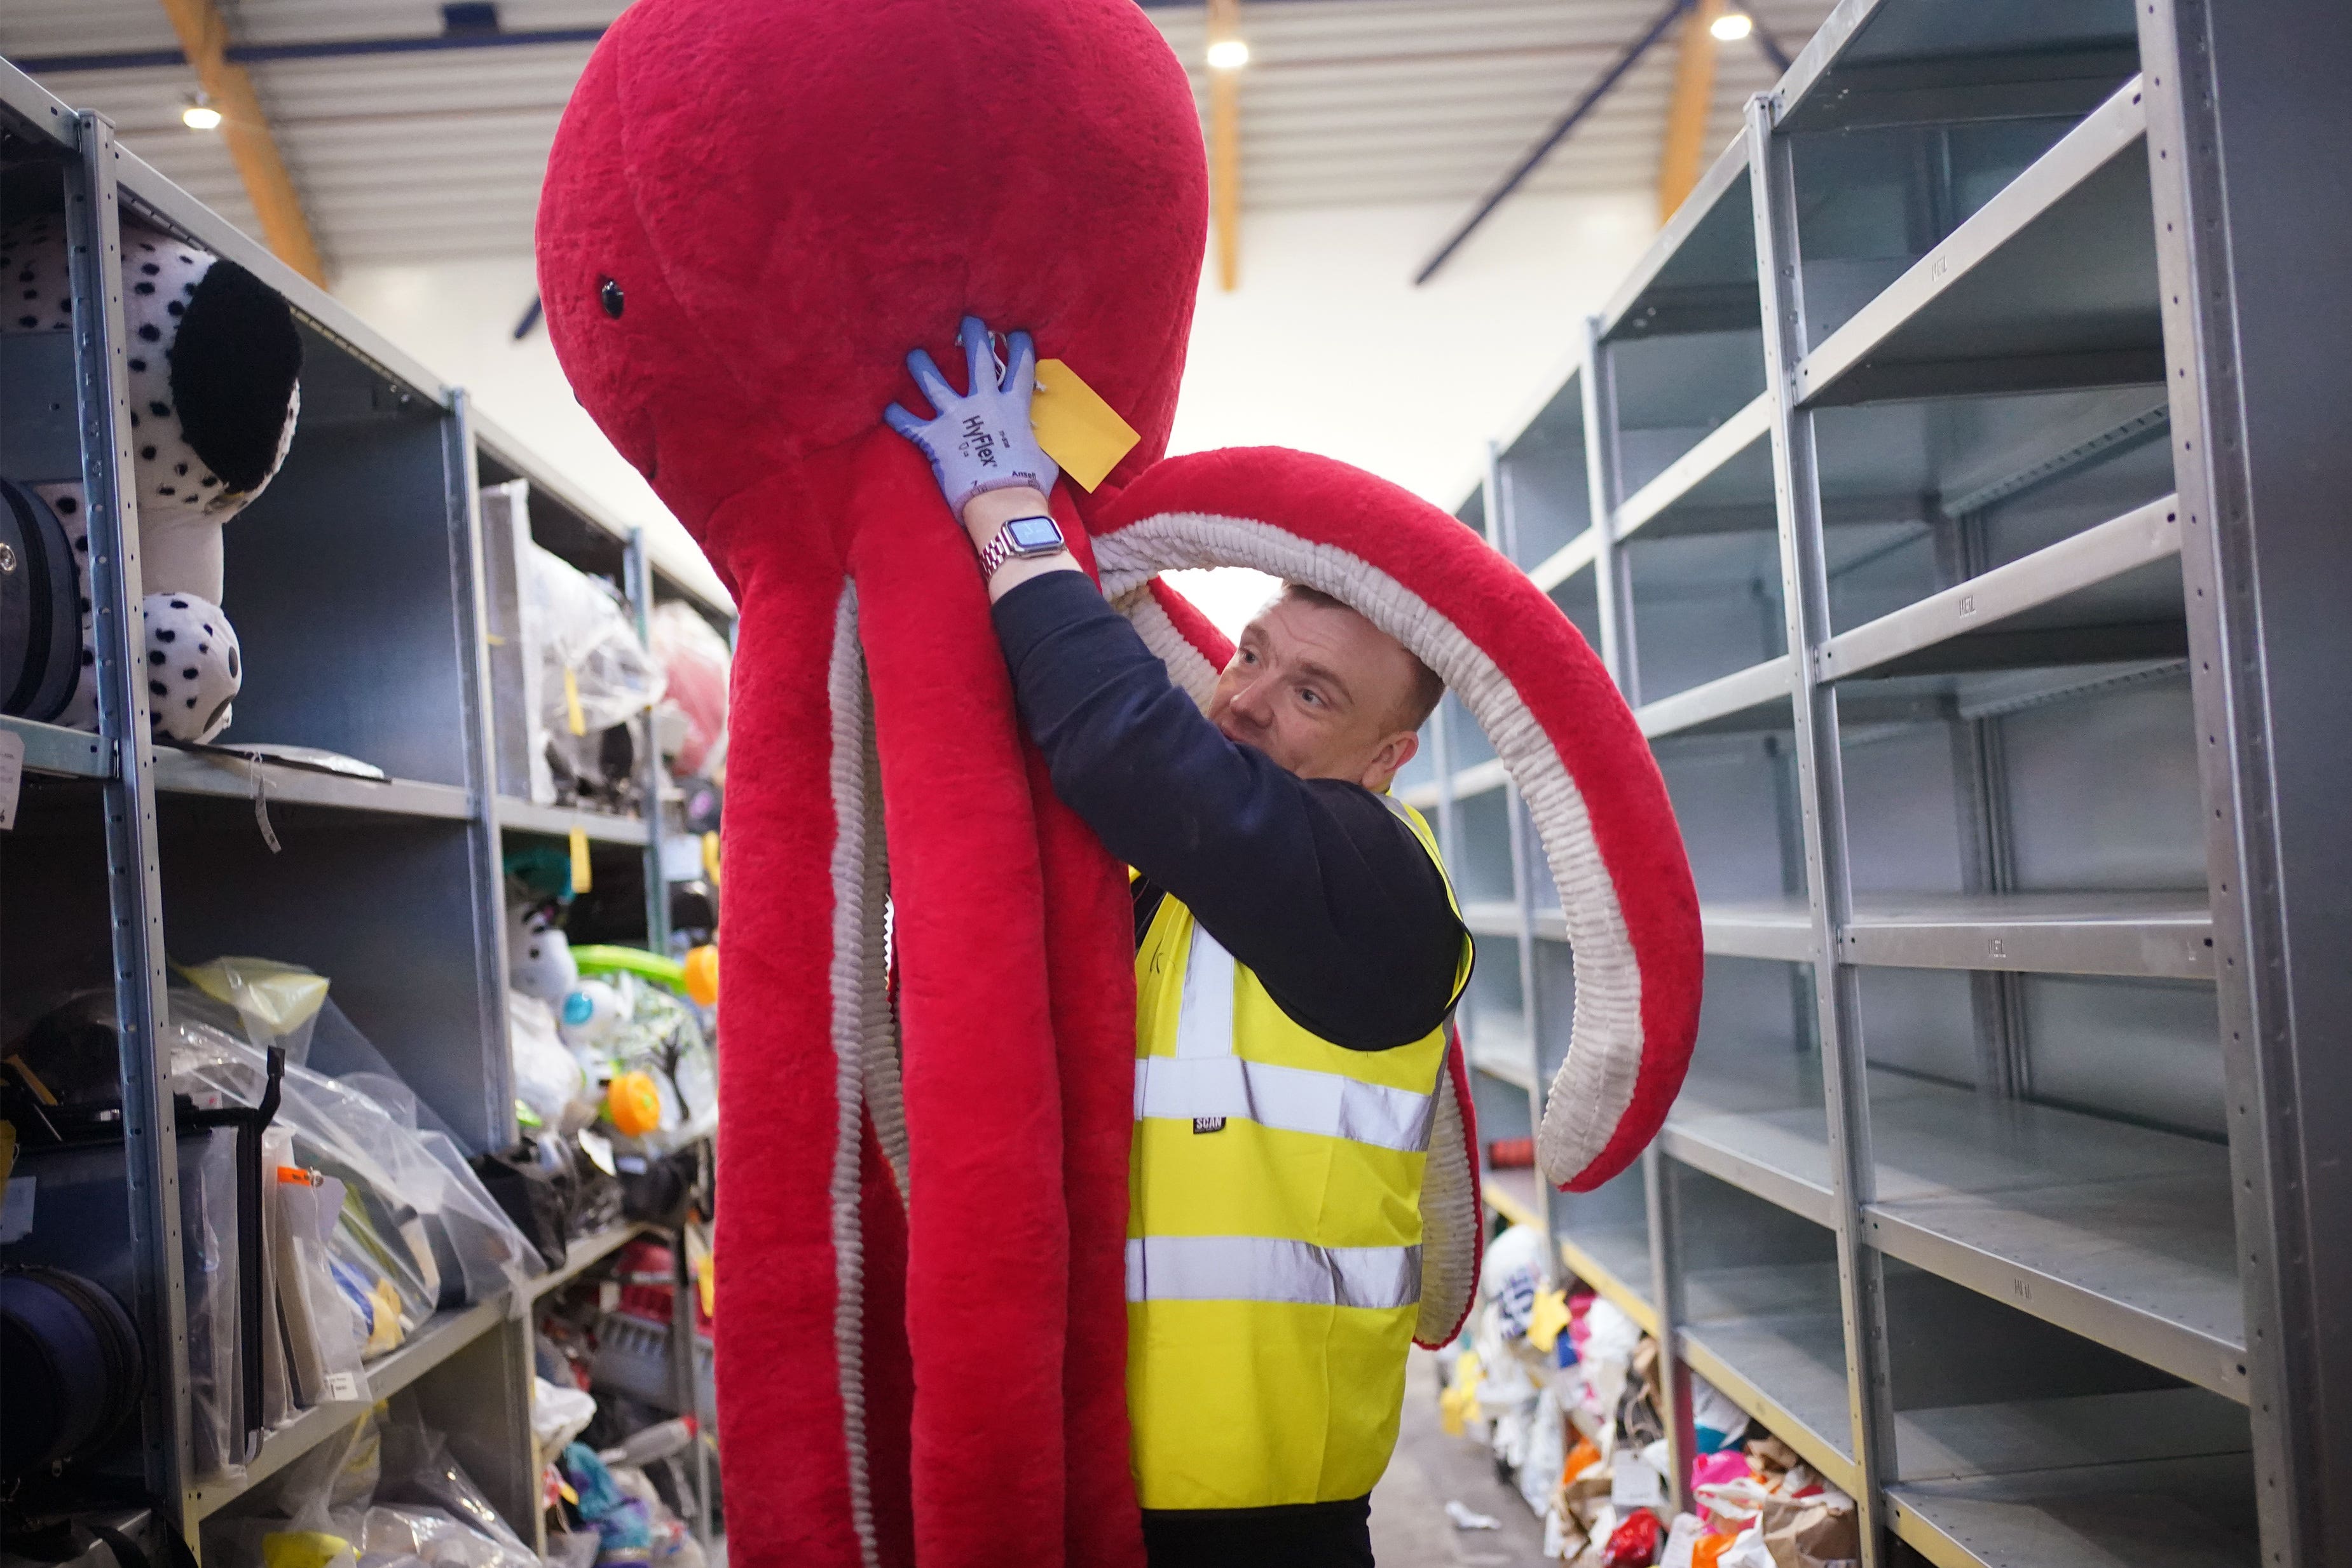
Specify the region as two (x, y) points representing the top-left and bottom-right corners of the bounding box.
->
(1207, 593), (1425, 790)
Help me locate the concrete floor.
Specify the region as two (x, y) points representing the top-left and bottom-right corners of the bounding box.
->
(1367, 1349), (1555, 1568)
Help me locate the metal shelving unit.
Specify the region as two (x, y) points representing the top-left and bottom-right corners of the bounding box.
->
(1440, 4), (2348, 1565)
(1, 60), (732, 1560)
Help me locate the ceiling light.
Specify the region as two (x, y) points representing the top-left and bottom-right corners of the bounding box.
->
(1207, 37), (1250, 70)
(182, 94), (222, 130)
(1709, 11), (1754, 41)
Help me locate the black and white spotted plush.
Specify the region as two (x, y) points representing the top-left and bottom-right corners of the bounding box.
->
(0, 213), (300, 742)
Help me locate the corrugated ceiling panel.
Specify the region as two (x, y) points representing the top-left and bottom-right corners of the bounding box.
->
(3, 0), (1840, 268)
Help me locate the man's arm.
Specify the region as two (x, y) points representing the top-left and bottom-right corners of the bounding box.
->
(880, 313), (1463, 1047)
(994, 571), (1465, 1051)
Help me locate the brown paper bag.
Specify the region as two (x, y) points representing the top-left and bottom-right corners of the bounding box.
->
(1763, 1502), (1860, 1568)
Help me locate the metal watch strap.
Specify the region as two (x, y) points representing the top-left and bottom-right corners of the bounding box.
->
(978, 516), (1064, 579)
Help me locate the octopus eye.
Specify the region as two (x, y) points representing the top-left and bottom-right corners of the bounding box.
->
(599, 277), (625, 318)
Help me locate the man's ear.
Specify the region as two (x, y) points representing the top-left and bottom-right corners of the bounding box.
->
(1364, 728), (1419, 791)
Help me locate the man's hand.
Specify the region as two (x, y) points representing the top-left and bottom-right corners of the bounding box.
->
(885, 315), (1061, 515)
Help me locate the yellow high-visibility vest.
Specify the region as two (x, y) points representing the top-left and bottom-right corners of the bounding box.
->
(1127, 796), (1470, 1510)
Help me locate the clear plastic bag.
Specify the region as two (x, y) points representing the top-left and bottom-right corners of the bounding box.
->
(374, 1422), (537, 1568)
(267, 1125), (373, 1408)
(646, 601), (730, 781)
(181, 957), (333, 1066)
(206, 1410), (535, 1568)
(169, 995), (540, 1342)
(570, 974), (716, 1156)
(523, 543), (664, 807)
(183, 1123), (247, 1481)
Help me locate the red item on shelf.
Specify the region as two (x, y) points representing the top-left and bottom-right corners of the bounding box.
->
(1486, 1136), (1535, 1169)
(1604, 1510), (1664, 1567)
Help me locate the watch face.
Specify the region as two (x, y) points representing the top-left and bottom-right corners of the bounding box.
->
(1005, 516), (1064, 554)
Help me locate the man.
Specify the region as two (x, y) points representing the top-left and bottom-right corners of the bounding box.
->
(889, 320), (1469, 1567)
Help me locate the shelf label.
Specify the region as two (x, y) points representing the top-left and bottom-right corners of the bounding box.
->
(563, 667), (587, 737)
(570, 825), (593, 894)
(0, 728), (22, 830)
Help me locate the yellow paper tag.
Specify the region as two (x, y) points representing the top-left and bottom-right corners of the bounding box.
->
(563, 667), (586, 737)
(570, 825), (593, 894)
(702, 829), (721, 888)
(1031, 358), (1140, 492)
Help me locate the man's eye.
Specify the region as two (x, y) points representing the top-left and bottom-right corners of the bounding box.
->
(1299, 688), (1322, 707)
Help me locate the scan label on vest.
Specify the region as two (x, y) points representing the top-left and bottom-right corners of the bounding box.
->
(1192, 1116), (1226, 1135)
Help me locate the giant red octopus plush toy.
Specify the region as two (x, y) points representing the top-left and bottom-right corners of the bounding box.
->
(535, 3), (1700, 1565)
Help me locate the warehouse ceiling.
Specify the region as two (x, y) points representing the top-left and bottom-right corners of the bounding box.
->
(2, 0), (1838, 275)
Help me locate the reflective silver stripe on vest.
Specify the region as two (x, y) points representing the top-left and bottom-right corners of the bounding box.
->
(1135, 1055), (1437, 1151)
(1125, 1236), (1424, 1310)
(1144, 927), (1438, 1151)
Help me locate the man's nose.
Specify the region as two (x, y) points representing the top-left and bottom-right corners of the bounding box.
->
(1229, 674), (1274, 721)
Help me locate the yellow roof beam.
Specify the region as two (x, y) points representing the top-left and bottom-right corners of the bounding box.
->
(154, 0), (326, 285)
(1207, 0), (1243, 291)
(1657, 0), (1725, 224)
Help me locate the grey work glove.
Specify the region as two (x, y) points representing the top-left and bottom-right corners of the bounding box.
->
(884, 315), (1060, 515)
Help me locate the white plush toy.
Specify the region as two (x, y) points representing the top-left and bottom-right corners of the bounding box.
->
(507, 898), (580, 1002)
(0, 212), (301, 741)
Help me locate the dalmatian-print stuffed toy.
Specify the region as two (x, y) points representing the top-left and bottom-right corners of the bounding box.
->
(0, 212), (300, 741)
(507, 897), (580, 1003)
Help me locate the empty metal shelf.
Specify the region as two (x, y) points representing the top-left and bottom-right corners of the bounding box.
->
(1796, 79), (2159, 407)
(1819, 495), (2182, 682)
(1557, 1224), (1659, 1338)
(1704, 899), (1820, 963)
(1637, 656), (1796, 739)
(1482, 1168), (1542, 1232)
(1888, 1452), (2258, 1568)
(1779, 0), (2141, 135)
(1617, 393), (1775, 542)
(1865, 1086), (2245, 1398)
(1601, 137), (1758, 341)
(1841, 890), (2212, 979)
(1681, 1309), (1859, 1496)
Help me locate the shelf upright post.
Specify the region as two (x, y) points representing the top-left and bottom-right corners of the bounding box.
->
(1576, 314), (1694, 1506)
(2140, 1), (2352, 1559)
(1744, 93), (1896, 1565)
(65, 109), (191, 1533)
(446, 391), (518, 1154)
(1576, 317), (1637, 704)
(626, 530), (670, 955)
(1486, 439), (1549, 1222)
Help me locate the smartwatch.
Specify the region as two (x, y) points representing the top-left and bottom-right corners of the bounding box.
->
(978, 514), (1067, 578)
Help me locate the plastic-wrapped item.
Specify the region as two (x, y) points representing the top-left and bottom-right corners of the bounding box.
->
(535, 1377), (599, 1455)
(183, 1124), (247, 1480)
(374, 1421), (538, 1568)
(564, 974), (715, 1156)
(181, 957), (332, 1065)
(266, 1126), (372, 1409)
(524, 543), (664, 808)
(511, 992), (592, 1136)
(207, 1409), (537, 1568)
(170, 997), (540, 1339)
(646, 601), (729, 781)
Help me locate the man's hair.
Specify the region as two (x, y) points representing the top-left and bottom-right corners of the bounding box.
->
(1278, 582), (1446, 733)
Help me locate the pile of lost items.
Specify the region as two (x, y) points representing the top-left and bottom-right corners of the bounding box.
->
(1433, 1225), (1858, 1567)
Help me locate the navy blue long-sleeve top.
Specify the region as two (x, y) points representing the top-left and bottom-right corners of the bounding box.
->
(992, 572), (1467, 1051)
